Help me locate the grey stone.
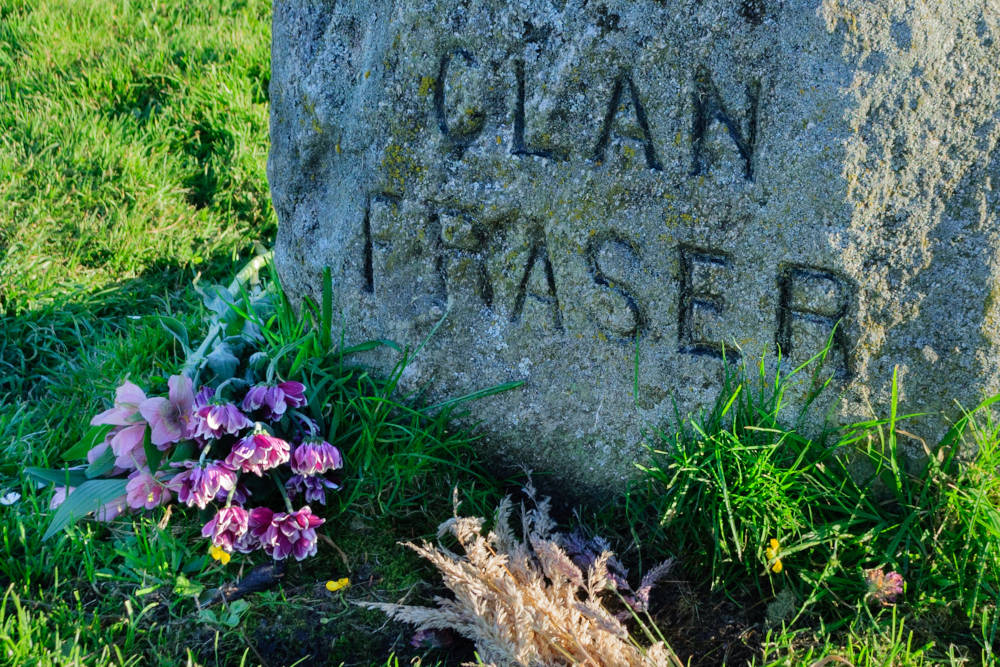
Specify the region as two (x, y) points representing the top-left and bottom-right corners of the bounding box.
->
(269, 0), (1000, 490)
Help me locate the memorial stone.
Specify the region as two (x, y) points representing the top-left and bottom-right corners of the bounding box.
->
(269, 0), (1000, 490)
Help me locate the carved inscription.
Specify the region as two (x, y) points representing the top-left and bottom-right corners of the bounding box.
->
(360, 194), (856, 372)
(690, 67), (760, 181)
(434, 49), (486, 154)
(429, 47), (760, 182)
(362, 25), (857, 372)
(434, 209), (494, 308)
(512, 225), (563, 331)
(776, 265), (854, 378)
(513, 60), (556, 160)
(593, 73), (662, 170)
(677, 245), (737, 359)
(587, 233), (646, 341)
(362, 192), (401, 294)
